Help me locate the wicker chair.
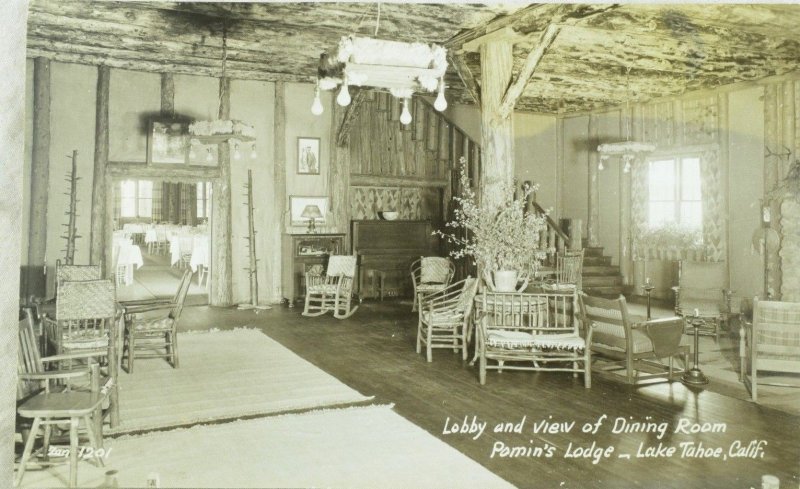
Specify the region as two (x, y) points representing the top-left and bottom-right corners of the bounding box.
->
(416, 277), (479, 362)
(475, 290), (591, 387)
(410, 257), (455, 312)
(55, 260), (102, 288)
(16, 308), (113, 488)
(302, 255), (359, 319)
(547, 249), (584, 291)
(741, 298), (800, 402)
(579, 293), (689, 385)
(121, 269), (192, 373)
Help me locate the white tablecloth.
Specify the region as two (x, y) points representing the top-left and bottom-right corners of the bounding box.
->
(189, 235), (210, 272)
(123, 223), (147, 234)
(113, 239), (143, 286)
(170, 232), (210, 268)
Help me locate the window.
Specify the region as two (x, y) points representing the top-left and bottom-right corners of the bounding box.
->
(197, 181), (212, 219)
(119, 180), (154, 218)
(647, 155), (702, 229)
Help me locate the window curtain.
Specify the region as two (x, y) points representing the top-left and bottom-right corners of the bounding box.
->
(631, 149), (726, 262)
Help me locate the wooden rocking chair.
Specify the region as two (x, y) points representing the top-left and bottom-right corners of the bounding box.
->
(302, 255), (359, 319)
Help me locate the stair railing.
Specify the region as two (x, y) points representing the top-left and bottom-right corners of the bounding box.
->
(531, 201), (570, 265)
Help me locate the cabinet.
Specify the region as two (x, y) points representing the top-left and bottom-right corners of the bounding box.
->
(281, 233), (345, 305)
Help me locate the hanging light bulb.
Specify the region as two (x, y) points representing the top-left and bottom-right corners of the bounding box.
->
(598, 160), (604, 171)
(206, 148), (213, 162)
(233, 143), (242, 160)
(250, 144), (257, 159)
(336, 76), (351, 106)
(400, 98), (412, 125)
(311, 86), (324, 115)
(434, 78), (447, 111)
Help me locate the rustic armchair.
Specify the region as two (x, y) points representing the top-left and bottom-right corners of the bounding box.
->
(416, 277), (478, 362)
(741, 298), (800, 402)
(302, 255), (359, 319)
(579, 293), (689, 385)
(475, 290), (591, 387)
(410, 257), (456, 312)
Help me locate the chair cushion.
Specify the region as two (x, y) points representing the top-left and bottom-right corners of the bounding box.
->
(486, 330), (536, 348)
(61, 330), (108, 350)
(532, 333), (586, 351)
(679, 300), (722, 317)
(591, 320), (689, 354)
(417, 283), (447, 293)
(307, 284), (339, 295)
(131, 316), (174, 332)
(422, 309), (464, 325)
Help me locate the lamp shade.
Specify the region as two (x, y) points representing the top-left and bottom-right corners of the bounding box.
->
(301, 205), (323, 219)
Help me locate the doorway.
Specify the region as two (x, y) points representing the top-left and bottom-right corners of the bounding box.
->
(111, 177), (212, 306)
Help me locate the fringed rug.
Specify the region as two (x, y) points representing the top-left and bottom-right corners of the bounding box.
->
(109, 328), (372, 434)
(20, 405), (516, 489)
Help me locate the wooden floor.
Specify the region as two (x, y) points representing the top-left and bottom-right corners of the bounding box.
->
(177, 300), (799, 489)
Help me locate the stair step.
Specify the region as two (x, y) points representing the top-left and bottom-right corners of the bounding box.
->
(583, 275), (622, 286)
(583, 265), (620, 275)
(583, 256), (612, 266)
(582, 246), (605, 257)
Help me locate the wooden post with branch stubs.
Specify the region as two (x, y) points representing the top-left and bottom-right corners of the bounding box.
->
(62, 150), (81, 265)
(238, 169), (271, 311)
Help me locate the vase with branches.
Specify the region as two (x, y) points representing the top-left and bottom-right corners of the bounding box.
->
(435, 158), (550, 291)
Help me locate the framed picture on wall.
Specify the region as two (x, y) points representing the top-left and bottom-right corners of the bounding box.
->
(289, 195), (329, 226)
(148, 119), (189, 165)
(297, 137), (321, 175)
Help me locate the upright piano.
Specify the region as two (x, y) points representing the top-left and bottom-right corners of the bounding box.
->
(351, 220), (437, 299)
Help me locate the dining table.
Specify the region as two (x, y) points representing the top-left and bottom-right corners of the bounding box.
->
(112, 237), (143, 286)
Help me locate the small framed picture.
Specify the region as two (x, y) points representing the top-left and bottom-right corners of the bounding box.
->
(297, 137), (321, 175)
(148, 119), (189, 165)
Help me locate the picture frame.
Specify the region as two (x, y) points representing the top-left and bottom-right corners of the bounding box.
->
(289, 195), (329, 226)
(148, 119), (189, 165)
(297, 137), (321, 175)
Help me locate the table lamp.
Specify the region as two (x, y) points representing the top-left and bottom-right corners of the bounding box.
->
(301, 204), (323, 234)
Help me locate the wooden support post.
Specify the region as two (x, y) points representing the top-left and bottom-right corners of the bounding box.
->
(211, 76), (233, 306)
(27, 57), (51, 298)
(330, 101), (352, 249)
(160, 72), (174, 116)
(91, 65), (110, 272)
(619, 108), (632, 286)
(272, 81), (287, 300)
(587, 113), (600, 247)
(477, 39), (514, 211)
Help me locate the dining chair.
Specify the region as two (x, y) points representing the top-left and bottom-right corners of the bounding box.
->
(417, 277), (478, 362)
(121, 268), (193, 373)
(302, 255), (359, 319)
(672, 260), (733, 339)
(16, 308), (113, 488)
(579, 293), (689, 385)
(410, 256), (456, 312)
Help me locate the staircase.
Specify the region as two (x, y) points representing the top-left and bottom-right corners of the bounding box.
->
(582, 245), (624, 298)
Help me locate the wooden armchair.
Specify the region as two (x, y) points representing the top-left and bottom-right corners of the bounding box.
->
(410, 257), (455, 312)
(16, 308), (113, 488)
(741, 298), (800, 402)
(672, 260), (733, 338)
(416, 277), (479, 362)
(579, 293), (689, 385)
(302, 255), (359, 319)
(121, 269), (192, 373)
(475, 290), (591, 387)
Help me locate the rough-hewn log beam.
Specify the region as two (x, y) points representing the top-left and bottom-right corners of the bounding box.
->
(91, 65), (109, 270)
(160, 72), (174, 117)
(330, 102), (351, 249)
(499, 24), (560, 119)
(350, 174), (449, 188)
(336, 89), (367, 147)
(211, 76), (233, 306)
(273, 81), (286, 300)
(27, 57), (50, 298)
(587, 113), (600, 247)
(619, 106), (632, 287)
(448, 53), (481, 105)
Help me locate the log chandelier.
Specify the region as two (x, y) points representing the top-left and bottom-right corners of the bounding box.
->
(311, 35), (449, 124)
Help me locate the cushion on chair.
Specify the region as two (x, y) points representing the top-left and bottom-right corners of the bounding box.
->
(532, 333), (586, 351)
(307, 284), (339, 295)
(61, 330), (109, 350)
(486, 330), (536, 348)
(420, 257), (451, 284)
(417, 283), (447, 293)
(756, 306), (800, 359)
(131, 316), (174, 332)
(422, 309), (464, 325)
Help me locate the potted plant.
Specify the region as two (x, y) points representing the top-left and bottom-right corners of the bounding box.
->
(435, 158), (550, 291)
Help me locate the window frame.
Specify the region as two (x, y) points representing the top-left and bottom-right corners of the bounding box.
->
(646, 152), (702, 230)
(119, 180), (154, 219)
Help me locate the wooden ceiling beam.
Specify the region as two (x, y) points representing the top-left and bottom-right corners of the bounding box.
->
(498, 24), (560, 119)
(447, 53), (480, 106)
(336, 89), (368, 147)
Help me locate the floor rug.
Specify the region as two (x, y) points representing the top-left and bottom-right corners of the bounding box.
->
(109, 328), (372, 434)
(20, 405), (516, 489)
